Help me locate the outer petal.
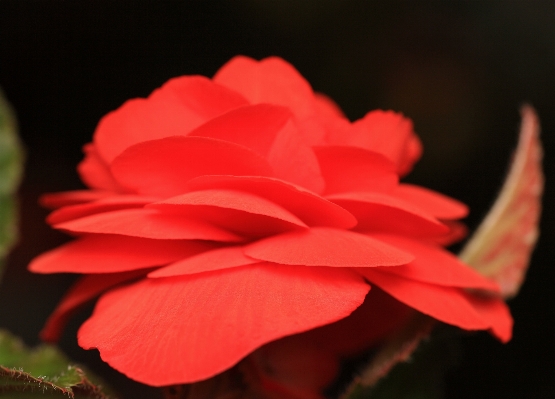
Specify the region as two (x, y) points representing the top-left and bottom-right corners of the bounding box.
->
(391, 184), (468, 220)
(78, 144), (123, 192)
(245, 228), (414, 267)
(40, 190), (113, 209)
(185, 175), (357, 229)
(314, 146), (398, 195)
(54, 208), (242, 242)
(327, 192), (448, 236)
(110, 136), (274, 197)
(371, 234), (500, 291)
(78, 263), (370, 386)
(94, 76), (249, 162)
(47, 195), (158, 225)
(327, 110), (422, 175)
(40, 270), (147, 342)
(29, 234), (216, 274)
(359, 269), (512, 341)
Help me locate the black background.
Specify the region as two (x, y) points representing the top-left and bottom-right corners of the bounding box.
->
(0, 1), (554, 398)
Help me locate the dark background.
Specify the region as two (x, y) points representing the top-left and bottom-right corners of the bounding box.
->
(0, 1), (553, 398)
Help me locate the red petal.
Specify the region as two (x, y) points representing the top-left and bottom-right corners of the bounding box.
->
(314, 146), (398, 195)
(392, 184), (468, 219)
(462, 292), (513, 343)
(245, 228), (413, 267)
(369, 234), (500, 291)
(47, 195), (158, 225)
(327, 110), (422, 175)
(188, 104), (325, 193)
(148, 189), (307, 237)
(40, 270), (146, 342)
(327, 192), (448, 236)
(148, 246), (258, 277)
(189, 104), (291, 156)
(40, 190), (112, 209)
(214, 56), (325, 145)
(185, 175), (357, 229)
(94, 76), (249, 162)
(359, 269), (512, 338)
(110, 136), (274, 197)
(78, 144), (123, 191)
(54, 208), (242, 242)
(295, 287), (413, 357)
(29, 235), (216, 274)
(78, 264), (369, 386)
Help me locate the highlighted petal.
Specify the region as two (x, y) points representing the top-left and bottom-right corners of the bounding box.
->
(78, 263), (369, 386)
(29, 234), (216, 274)
(41, 270), (146, 342)
(327, 192), (448, 236)
(369, 234), (499, 291)
(392, 184), (468, 220)
(185, 175), (357, 229)
(110, 136), (274, 197)
(245, 228), (413, 267)
(47, 195), (158, 225)
(54, 208), (242, 242)
(149, 189), (307, 236)
(94, 76), (249, 162)
(360, 269), (512, 341)
(149, 246), (258, 277)
(314, 146), (398, 195)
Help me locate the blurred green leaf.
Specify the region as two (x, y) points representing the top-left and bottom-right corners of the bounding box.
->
(0, 329), (116, 398)
(0, 88), (24, 276)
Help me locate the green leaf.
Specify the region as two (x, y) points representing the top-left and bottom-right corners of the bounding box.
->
(0, 329), (117, 398)
(0, 88), (24, 276)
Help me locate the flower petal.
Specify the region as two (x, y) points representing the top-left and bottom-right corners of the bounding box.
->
(47, 195), (158, 225)
(214, 56), (326, 145)
(391, 184), (469, 220)
(110, 136), (274, 197)
(78, 144), (123, 191)
(148, 246), (258, 277)
(314, 146), (398, 195)
(327, 110), (422, 175)
(78, 263), (369, 386)
(29, 234), (216, 273)
(94, 76), (249, 162)
(359, 268), (512, 340)
(370, 234), (500, 291)
(40, 190), (112, 209)
(54, 208), (242, 242)
(40, 270), (146, 342)
(148, 189), (307, 237)
(327, 192), (448, 236)
(185, 175), (357, 229)
(245, 228), (413, 267)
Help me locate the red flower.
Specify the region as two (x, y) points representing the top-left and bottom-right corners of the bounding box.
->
(30, 56), (512, 390)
